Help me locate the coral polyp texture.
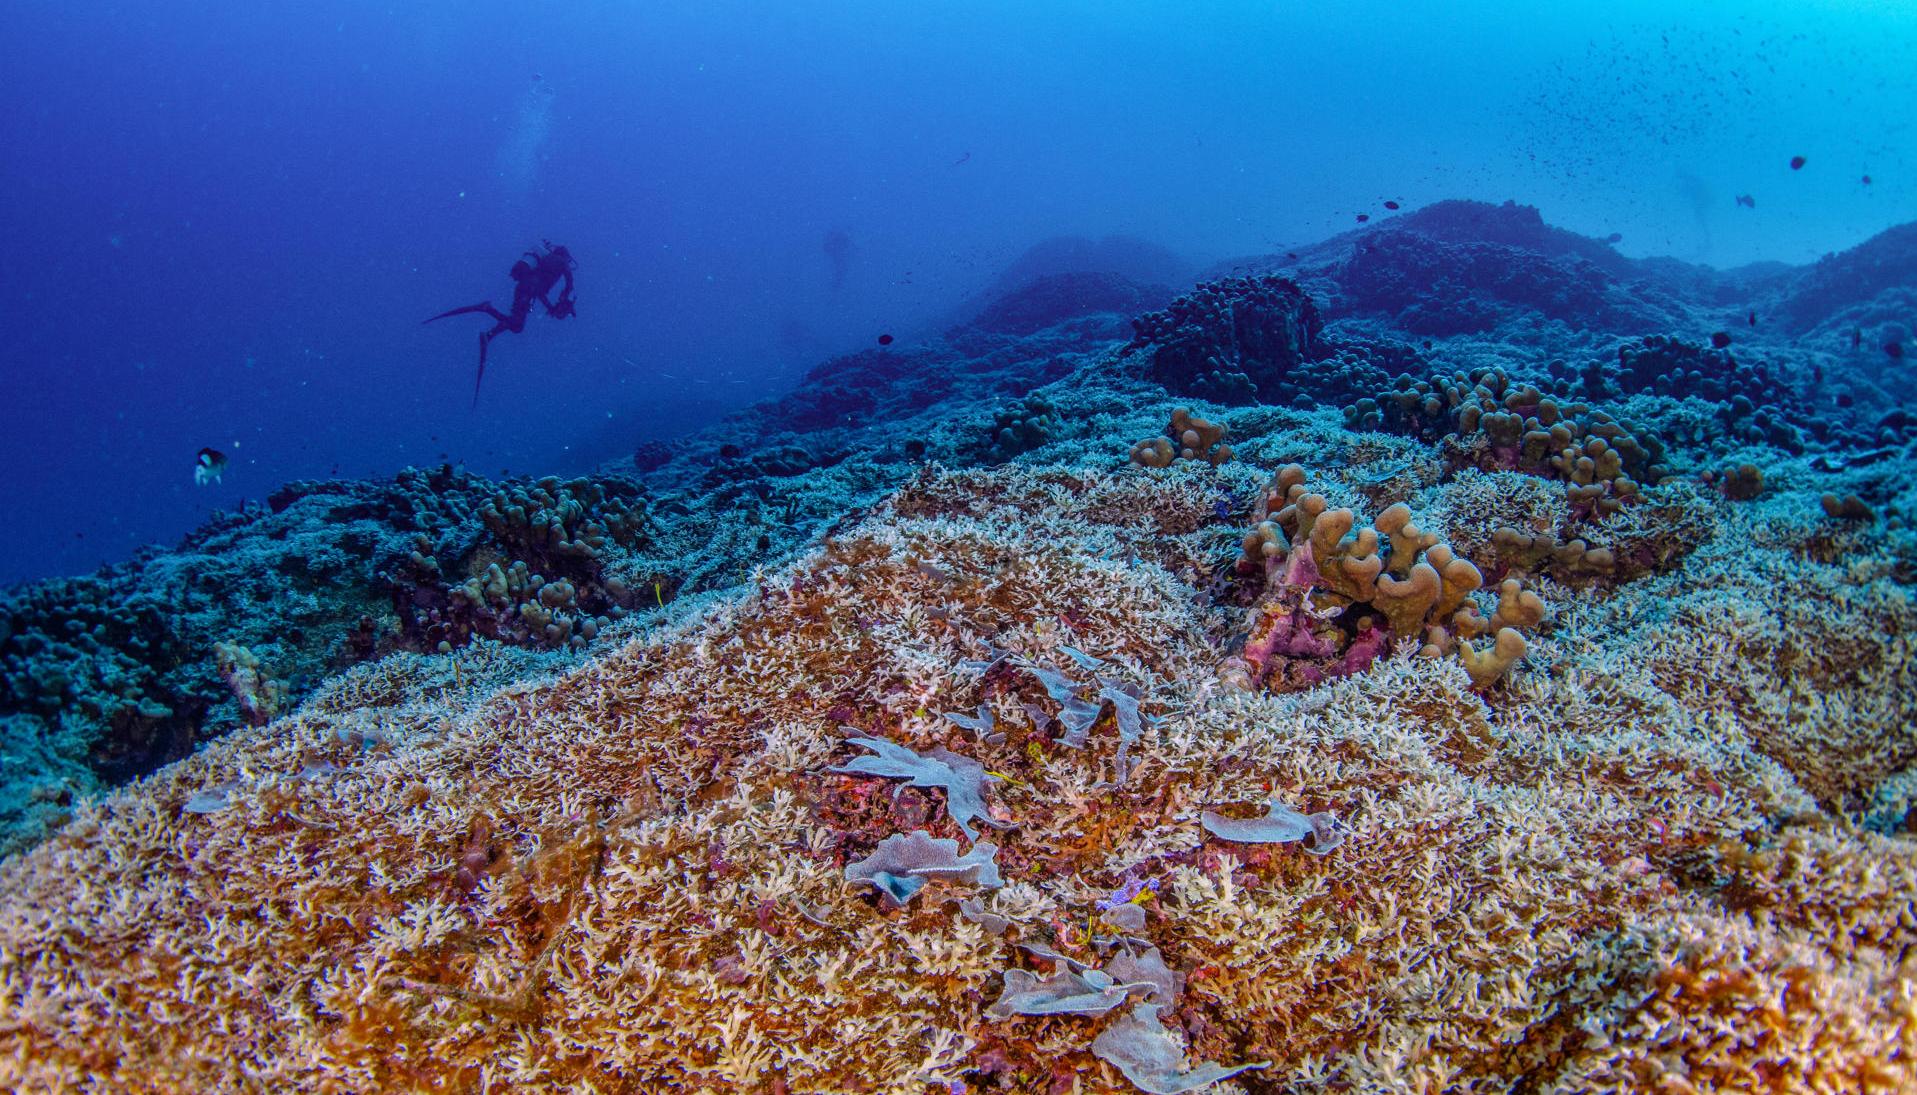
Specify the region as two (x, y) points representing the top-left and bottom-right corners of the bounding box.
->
(1, 451), (1912, 1093)
(2, 200), (1915, 1091)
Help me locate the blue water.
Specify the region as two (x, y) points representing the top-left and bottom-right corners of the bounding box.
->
(1, 0), (1911, 585)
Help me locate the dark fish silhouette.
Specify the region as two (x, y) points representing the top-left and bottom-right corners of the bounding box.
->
(1606, 232), (1623, 244)
(1710, 331), (1732, 349)
(1890, 341), (1907, 360)
(1735, 194), (1756, 208)
(1852, 328), (1863, 349)
(1355, 214), (1369, 223)
(194, 447), (228, 486)
(1862, 174), (1873, 185)
(1747, 310), (1757, 327)
(1789, 155), (1807, 170)
(877, 333), (894, 346)
(1383, 200), (1400, 210)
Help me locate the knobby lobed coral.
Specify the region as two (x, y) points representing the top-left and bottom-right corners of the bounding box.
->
(1227, 465), (1544, 693)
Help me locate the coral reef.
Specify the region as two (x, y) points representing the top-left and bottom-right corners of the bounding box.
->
(1125, 275), (1323, 404)
(2, 198), (1915, 1091)
(1227, 466), (1546, 692)
(1129, 408), (1233, 468)
(1320, 200), (1682, 335)
(1, 456), (1911, 1092)
(973, 273), (1174, 338)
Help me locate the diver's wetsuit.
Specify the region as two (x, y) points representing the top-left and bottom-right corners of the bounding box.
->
(425, 241), (577, 406)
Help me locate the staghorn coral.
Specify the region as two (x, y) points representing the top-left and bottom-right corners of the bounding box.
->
(0, 460), (1910, 1093)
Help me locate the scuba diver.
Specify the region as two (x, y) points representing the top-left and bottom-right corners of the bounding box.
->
(425, 240), (577, 406)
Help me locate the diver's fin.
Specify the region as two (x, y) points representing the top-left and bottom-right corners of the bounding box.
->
(472, 334), (489, 409)
(425, 302), (497, 325)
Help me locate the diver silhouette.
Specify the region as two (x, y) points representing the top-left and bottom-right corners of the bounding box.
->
(425, 240), (577, 406)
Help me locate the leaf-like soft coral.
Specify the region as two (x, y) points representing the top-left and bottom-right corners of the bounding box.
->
(1102, 945), (1183, 1006)
(984, 966), (1151, 1019)
(1200, 799), (1344, 855)
(1019, 660), (1154, 780)
(1091, 1003), (1269, 1094)
(942, 702), (1004, 744)
(831, 734), (1008, 840)
(843, 830), (1002, 907)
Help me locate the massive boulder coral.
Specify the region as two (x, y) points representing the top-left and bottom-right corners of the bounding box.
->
(1349, 365), (1668, 508)
(1125, 274), (1323, 404)
(1128, 407), (1233, 468)
(1592, 334), (1831, 450)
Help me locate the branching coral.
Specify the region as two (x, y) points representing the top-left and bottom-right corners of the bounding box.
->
(0, 460), (1909, 1094)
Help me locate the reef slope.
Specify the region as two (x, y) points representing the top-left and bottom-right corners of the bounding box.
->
(0, 200), (1914, 1092)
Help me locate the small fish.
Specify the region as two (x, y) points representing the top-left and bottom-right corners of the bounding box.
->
(1735, 194), (1756, 209)
(194, 447), (228, 486)
(1710, 331), (1732, 349)
(1862, 174), (1873, 185)
(1355, 213), (1369, 223)
(1383, 200), (1400, 210)
(1606, 232), (1623, 244)
(1285, 251), (1298, 260)
(1789, 155), (1807, 170)
(1852, 327), (1864, 349)
(951, 151), (971, 166)
(1748, 310), (1757, 326)
(877, 333), (894, 346)
(1889, 341), (1906, 360)
(1097, 877), (1159, 911)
